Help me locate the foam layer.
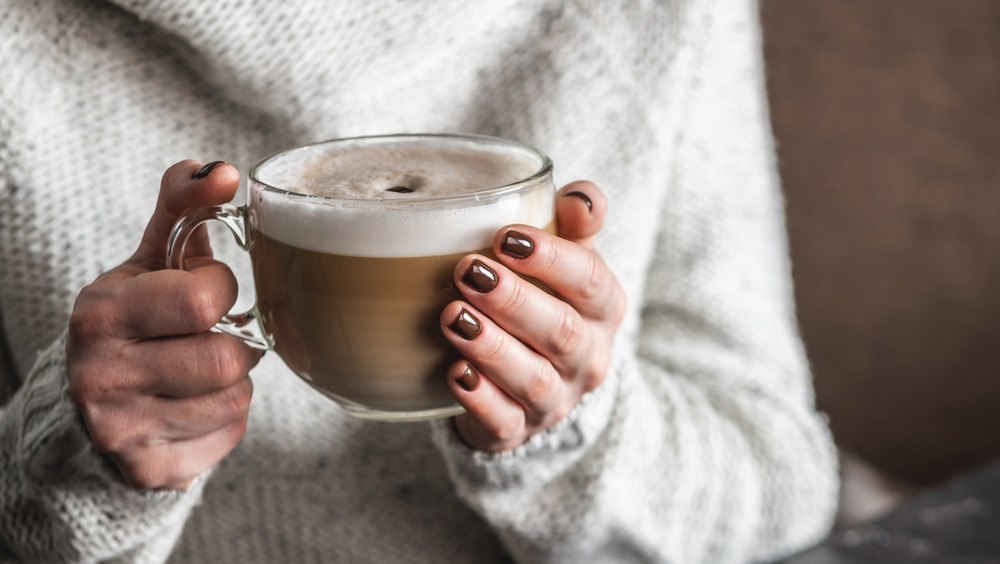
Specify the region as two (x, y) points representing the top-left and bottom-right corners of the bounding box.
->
(249, 136), (554, 257)
(258, 137), (542, 199)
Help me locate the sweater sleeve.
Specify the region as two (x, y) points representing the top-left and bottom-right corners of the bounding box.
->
(431, 1), (839, 562)
(0, 333), (209, 563)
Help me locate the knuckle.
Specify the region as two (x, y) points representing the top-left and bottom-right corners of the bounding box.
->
(582, 372), (603, 394)
(464, 398), (492, 421)
(578, 253), (609, 302)
(498, 278), (532, 314)
(87, 420), (128, 454)
(67, 310), (93, 344)
(85, 405), (159, 458)
(546, 401), (573, 427)
(68, 293), (117, 343)
(67, 359), (118, 409)
(548, 309), (586, 358)
(68, 346), (132, 404)
(180, 284), (223, 332)
(67, 369), (97, 406)
(225, 416), (250, 444)
(216, 381), (252, 418)
(493, 417), (524, 443)
(479, 330), (510, 364)
(581, 358), (609, 393)
(524, 368), (558, 406)
(206, 336), (244, 381)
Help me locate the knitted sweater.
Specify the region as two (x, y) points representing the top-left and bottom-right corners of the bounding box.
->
(0, 0), (839, 562)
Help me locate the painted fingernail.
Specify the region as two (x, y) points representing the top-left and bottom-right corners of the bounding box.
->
(501, 230), (534, 259)
(455, 364), (480, 392)
(449, 308), (482, 340)
(192, 161), (226, 179)
(462, 259), (498, 293)
(564, 190), (593, 212)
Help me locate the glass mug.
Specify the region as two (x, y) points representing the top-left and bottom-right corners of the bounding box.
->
(167, 134), (555, 421)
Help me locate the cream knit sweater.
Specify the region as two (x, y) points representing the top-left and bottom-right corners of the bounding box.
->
(0, 0), (838, 562)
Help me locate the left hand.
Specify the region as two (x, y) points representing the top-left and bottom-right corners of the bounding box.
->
(441, 181), (626, 452)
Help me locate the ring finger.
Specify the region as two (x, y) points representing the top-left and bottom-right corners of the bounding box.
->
(440, 301), (565, 420)
(129, 332), (261, 398)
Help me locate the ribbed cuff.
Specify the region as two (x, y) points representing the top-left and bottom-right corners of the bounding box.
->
(1, 331), (210, 561)
(431, 338), (628, 495)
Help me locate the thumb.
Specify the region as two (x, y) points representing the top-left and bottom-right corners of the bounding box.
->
(555, 180), (607, 250)
(130, 160), (240, 270)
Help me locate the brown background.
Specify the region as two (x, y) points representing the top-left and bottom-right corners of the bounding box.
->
(760, 1), (1000, 484)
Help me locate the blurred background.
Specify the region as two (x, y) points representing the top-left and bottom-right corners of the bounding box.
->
(759, 0), (1000, 512)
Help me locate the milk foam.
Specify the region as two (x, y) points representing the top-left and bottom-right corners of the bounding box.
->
(250, 136), (554, 257)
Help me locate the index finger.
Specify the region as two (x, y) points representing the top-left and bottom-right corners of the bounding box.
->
(555, 181), (607, 250)
(121, 257), (240, 339)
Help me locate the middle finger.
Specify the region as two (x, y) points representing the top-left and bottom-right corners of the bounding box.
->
(129, 332), (261, 398)
(454, 254), (591, 373)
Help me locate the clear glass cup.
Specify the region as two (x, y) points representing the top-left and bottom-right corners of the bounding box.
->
(167, 134), (555, 421)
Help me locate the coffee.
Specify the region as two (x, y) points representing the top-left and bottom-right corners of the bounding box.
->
(252, 236), (487, 412)
(246, 134), (555, 419)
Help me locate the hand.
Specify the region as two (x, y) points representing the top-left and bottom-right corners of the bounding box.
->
(442, 181), (626, 452)
(67, 160), (261, 490)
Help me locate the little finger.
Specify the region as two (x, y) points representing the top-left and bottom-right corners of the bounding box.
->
(446, 361), (528, 452)
(114, 416), (249, 491)
(555, 181), (608, 250)
(440, 302), (565, 419)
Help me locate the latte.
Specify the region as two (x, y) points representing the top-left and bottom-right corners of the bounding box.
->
(247, 134), (555, 419)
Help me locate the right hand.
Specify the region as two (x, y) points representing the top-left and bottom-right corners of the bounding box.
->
(67, 160), (261, 491)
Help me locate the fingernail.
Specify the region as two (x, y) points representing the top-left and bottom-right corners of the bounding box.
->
(462, 259), (498, 293)
(501, 230), (534, 259)
(449, 308), (482, 340)
(455, 364), (480, 392)
(564, 190), (593, 212)
(192, 161), (226, 179)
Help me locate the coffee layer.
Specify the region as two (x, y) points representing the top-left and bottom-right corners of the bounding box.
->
(252, 232), (480, 411)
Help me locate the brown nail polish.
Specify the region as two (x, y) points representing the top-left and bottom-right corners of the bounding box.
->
(462, 259), (498, 293)
(564, 190), (593, 212)
(501, 230), (534, 259)
(455, 365), (480, 392)
(449, 308), (482, 340)
(192, 161), (226, 179)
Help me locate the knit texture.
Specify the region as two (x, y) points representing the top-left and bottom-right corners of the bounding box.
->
(0, 0), (838, 562)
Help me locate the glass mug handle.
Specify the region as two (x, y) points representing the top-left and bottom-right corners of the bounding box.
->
(165, 204), (270, 350)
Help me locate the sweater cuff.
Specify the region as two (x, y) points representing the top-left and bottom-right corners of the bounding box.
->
(14, 332), (192, 490)
(431, 337), (627, 494)
(2, 331), (209, 560)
